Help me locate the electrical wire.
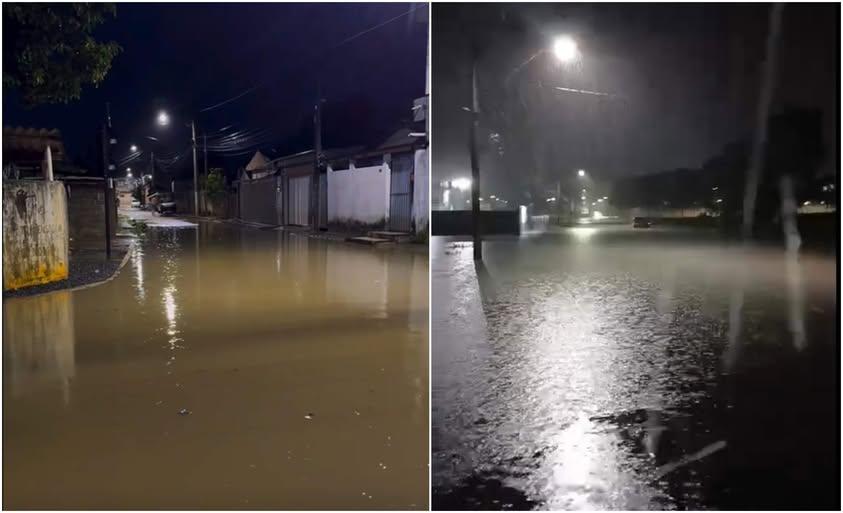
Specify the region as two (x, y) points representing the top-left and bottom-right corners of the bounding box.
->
(199, 3), (425, 113)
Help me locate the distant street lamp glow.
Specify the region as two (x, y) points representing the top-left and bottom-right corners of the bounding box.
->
(127, 172), (133, 178)
(126, 167), (131, 172)
(578, 169), (586, 177)
(130, 144), (138, 152)
(157, 111), (170, 126)
(553, 36), (579, 63)
(451, 177), (472, 191)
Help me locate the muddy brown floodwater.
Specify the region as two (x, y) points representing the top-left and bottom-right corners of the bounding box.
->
(3, 221), (429, 510)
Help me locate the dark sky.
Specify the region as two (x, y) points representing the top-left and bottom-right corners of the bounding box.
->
(4, 2), (429, 177)
(432, 3), (838, 197)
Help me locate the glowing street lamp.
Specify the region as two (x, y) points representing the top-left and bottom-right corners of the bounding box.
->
(578, 169), (586, 177)
(157, 111), (170, 126)
(130, 144), (138, 152)
(553, 36), (579, 63)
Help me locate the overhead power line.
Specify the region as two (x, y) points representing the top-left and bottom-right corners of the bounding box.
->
(199, 3), (426, 113)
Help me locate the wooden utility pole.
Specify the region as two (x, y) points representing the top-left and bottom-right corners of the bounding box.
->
(101, 103), (113, 259)
(311, 88), (323, 229)
(191, 121), (199, 216)
(470, 59), (482, 260)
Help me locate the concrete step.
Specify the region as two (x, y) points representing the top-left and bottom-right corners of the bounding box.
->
(346, 236), (392, 246)
(367, 230), (413, 242)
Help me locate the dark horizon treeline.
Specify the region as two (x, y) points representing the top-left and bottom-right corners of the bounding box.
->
(609, 108), (833, 234)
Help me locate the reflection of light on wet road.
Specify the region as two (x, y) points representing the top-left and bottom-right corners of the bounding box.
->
(162, 284), (180, 346)
(133, 246), (145, 302)
(432, 226), (837, 510)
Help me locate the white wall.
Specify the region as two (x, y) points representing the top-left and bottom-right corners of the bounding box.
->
(328, 164), (390, 225)
(413, 148), (429, 232)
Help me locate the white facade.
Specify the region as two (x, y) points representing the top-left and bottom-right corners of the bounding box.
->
(327, 163), (390, 226)
(413, 148), (429, 232)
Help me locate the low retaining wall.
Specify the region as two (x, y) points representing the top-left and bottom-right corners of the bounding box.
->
(432, 210), (521, 236)
(3, 180), (69, 290)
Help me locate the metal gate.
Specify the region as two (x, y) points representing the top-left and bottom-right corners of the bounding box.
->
(287, 175), (310, 226)
(389, 152), (413, 232)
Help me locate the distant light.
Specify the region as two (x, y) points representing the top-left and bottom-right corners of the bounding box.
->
(597, 198), (603, 202)
(715, 198), (723, 203)
(591, 202), (596, 206)
(145, 174), (152, 179)
(127, 172), (133, 178)
(592, 211), (604, 219)
(577, 169), (586, 177)
(603, 196), (608, 200)
(451, 177), (471, 191)
(520, 205), (528, 224)
(712, 186), (718, 191)
(126, 167), (131, 172)
(553, 36), (579, 63)
(803, 201), (811, 206)
(157, 111), (170, 126)
(581, 195), (586, 201)
(490, 195), (496, 199)
(443, 189), (451, 206)
(130, 144), (138, 152)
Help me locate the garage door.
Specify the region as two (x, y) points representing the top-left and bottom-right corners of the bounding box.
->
(287, 175), (310, 226)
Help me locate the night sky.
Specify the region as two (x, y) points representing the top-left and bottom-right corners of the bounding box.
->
(432, 3), (838, 197)
(3, 3), (429, 178)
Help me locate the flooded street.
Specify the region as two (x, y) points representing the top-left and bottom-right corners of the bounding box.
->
(4, 221), (428, 509)
(432, 226), (838, 510)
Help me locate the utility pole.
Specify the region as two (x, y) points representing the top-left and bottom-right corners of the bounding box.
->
(470, 59), (482, 260)
(101, 103), (113, 260)
(311, 87), (323, 229)
(203, 133), (208, 177)
(148, 150), (154, 207)
(191, 120), (198, 216)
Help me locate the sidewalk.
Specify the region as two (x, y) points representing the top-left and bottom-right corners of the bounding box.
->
(122, 207), (197, 228)
(4, 235), (134, 298)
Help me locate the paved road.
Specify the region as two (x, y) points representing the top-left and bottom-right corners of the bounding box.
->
(432, 225), (837, 510)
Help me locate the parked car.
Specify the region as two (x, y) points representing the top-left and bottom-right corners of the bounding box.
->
(155, 193), (177, 216)
(633, 216), (651, 228)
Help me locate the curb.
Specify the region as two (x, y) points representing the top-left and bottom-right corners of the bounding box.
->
(6, 240), (135, 299)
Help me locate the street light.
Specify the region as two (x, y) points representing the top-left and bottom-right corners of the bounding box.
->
(130, 144), (138, 152)
(157, 111), (170, 126)
(578, 169), (586, 177)
(553, 36), (579, 63)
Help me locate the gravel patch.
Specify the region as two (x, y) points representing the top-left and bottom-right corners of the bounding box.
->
(4, 245), (131, 299)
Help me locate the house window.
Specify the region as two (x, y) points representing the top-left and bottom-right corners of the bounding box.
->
(354, 155), (383, 168)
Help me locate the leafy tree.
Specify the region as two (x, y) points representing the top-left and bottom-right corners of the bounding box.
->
(3, 3), (121, 106)
(203, 169), (226, 198)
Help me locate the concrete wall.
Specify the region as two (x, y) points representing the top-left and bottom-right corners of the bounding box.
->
(413, 148), (429, 233)
(66, 181), (117, 250)
(431, 210), (521, 236)
(3, 180), (69, 290)
(327, 164), (390, 226)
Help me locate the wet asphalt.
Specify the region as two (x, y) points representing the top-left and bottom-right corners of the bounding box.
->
(432, 225), (838, 510)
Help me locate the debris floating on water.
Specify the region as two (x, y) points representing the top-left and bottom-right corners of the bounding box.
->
(304, 413), (314, 420)
(178, 408), (191, 415)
